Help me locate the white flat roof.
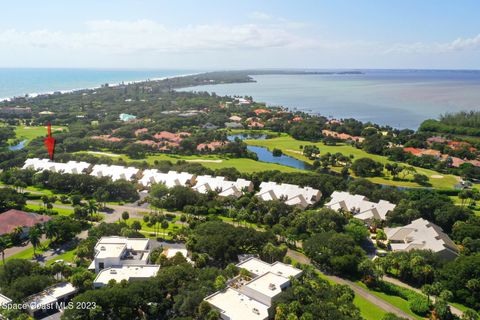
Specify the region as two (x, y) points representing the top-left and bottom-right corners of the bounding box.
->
(95, 237), (150, 258)
(26, 283), (77, 310)
(205, 288), (269, 320)
(236, 257), (302, 278)
(94, 265), (160, 285)
(243, 272), (288, 298)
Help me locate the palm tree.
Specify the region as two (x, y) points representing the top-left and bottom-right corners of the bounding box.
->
(44, 221), (57, 243)
(28, 226), (42, 257)
(11, 226), (24, 245)
(87, 200), (99, 220)
(0, 237), (7, 265)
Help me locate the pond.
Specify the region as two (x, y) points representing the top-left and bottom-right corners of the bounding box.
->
(227, 134), (310, 170)
(8, 139), (28, 151)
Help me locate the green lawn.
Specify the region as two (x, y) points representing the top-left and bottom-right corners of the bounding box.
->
(354, 294), (388, 320)
(128, 216), (184, 234)
(14, 125), (67, 142)
(0, 240), (50, 265)
(355, 281), (425, 320)
(45, 249), (77, 265)
(25, 203), (74, 216)
(243, 133), (460, 189)
(77, 151), (303, 173)
(450, 195), (480, 216)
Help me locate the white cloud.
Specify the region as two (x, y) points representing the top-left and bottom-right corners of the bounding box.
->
(384, 33), (480, 54)
(0, 19), (318, 55)
(249, 11), (272, 21)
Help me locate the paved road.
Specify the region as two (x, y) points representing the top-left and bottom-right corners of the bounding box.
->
(287, 249), (415, 320)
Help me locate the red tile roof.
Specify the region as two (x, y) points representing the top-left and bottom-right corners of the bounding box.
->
(253, 109), (271, 115)
(403, 147), (422, 156)
(197, 141), (227, 151)
(0, 209), (52, 235)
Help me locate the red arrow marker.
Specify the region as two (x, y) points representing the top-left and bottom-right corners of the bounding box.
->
(44, 122), (55, 160)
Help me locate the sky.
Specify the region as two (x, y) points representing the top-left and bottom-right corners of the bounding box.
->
(1, 0), (480, 70)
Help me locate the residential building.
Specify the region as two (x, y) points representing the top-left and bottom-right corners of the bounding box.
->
(205, 257), (302, 320)
(228, 115), (242, 122)
(0, 106), (32, 116)
(119, 113), (137, 122)
(139, 169), (195, 188)
(197, 141), (228, 152)
(23, 158), (91, 174)
(93, 265), (160, 288)
(0, 209), (52, 237)
(0, 293), (12, 306)
(321, 129), (364, 142)
(225, 122), (244, 129)
(162, 248), (193, 263)
(193, 175), (253, 198)
(89, 236), (153, 273)
(90, 164), (139, 181)
(235, 97), (251, 105)
(236, 257), (303, 279)
(134, 128), (149, 136)
(25, 282), (78, 318)
(325, 191), (396, 222)
(256, 182), (321, 208)
(91, 135), (124, 142)
(385, 218), (459, 260)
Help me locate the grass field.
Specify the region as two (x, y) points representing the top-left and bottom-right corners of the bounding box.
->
(355, 281), (425, 320)
(243, 132), (460, 189)
(25, 203), (74, 216)
(14, 125), (67, 142)
(78, 151), (303, 173)
(354, 294), (388, 320)
(450, 195), (480, 216)
(0, 240), (50, 265)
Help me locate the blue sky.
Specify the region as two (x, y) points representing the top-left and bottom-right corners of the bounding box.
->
(1, 0), (479, 69)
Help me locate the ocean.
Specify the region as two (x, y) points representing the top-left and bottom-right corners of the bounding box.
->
(180, 69), (480, 129)
(0, 68), (198, 100)
(1, 69), (479, 129)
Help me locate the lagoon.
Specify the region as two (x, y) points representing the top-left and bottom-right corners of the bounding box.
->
(227, 134), (310, 170)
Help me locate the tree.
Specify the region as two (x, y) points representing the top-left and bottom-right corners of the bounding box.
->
(44, 221), (58, 242)
(161, 220), (169, 237)
(303, 145), (320, 159)
(214, 275), (227, 291)
(0, 237), (6, 265)
(86, 200), (99, 219)
(344, 219), (369, 243)
(28, 226), (42, 256)
(385, 163), (404, 179)
(304, 231), (365, 276)
(351, 158), (384, 177)
(131, 220), (142, 231)
(122, 211), (130, 221)
(260, 242), (287, 263)
(413, 174), (430, 186)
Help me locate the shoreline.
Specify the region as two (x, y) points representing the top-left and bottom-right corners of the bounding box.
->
(0, 72), (202, 102)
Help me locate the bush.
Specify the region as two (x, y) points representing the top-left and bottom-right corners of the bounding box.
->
(272, 148), (283, 157)
(409, 296), (430, 316)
